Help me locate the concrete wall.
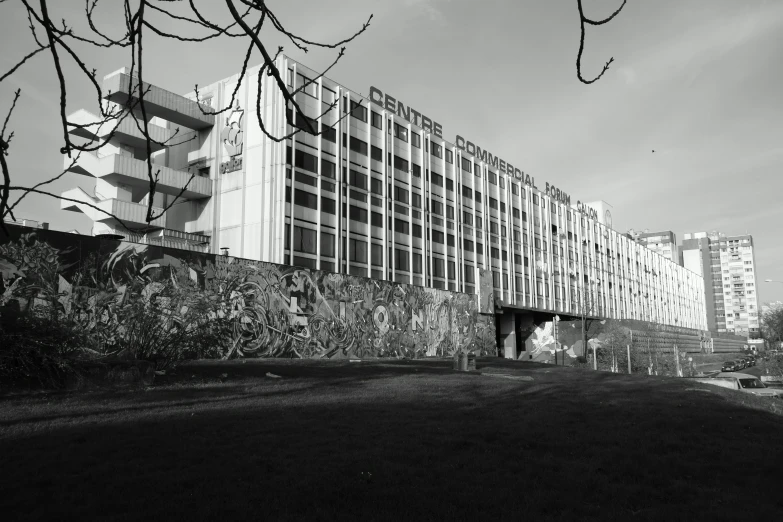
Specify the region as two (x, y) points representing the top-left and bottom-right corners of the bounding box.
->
(0, 225), (495, 359)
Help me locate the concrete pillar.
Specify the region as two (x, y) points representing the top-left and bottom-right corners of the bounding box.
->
(498, 312), (516, 359)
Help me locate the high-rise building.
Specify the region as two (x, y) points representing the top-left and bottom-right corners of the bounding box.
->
(58, 56), (708, 349)
(681, 231), (760, 337)
(627, 230), (680, 265)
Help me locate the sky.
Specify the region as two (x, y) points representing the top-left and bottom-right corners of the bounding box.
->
(1, 0), (782, 304)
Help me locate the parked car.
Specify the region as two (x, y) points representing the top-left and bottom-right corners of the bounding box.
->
(721, 360), (739, 372)
(711, 373), (783, 397)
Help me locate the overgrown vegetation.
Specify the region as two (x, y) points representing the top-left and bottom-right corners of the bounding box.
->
(0, 305), (89, 388)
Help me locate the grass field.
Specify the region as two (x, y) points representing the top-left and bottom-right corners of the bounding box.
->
(1, 358), (782, 521)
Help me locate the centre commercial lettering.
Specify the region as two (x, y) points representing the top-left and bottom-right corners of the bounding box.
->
(368, 86), (598, 220)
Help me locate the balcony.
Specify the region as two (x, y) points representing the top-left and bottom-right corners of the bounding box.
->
(64, 151), (212, 199)
(103, 69), (214, 130)
(66, 109), (171, 152)
(60, 187), (166, 229)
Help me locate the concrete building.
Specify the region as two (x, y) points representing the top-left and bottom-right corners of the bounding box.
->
(681, 231), (760, 337)
(59, 57), (708, 358)
(627, 230), (680, 265)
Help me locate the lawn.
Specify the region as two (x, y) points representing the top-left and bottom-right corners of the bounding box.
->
(1, 358), (782, 521)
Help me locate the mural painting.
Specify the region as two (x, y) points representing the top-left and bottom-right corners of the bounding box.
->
(0, 226), (496, 360)
(523, 320), (599, 364)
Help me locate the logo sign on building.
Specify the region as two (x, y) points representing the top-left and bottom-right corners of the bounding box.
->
(220, 101), (244, 174)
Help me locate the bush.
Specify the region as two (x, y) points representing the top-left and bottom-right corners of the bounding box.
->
(0, 306), (90, 389)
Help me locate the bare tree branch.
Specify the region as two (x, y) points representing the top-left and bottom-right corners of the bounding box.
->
(1, 0), (372, 239)
(576, 0), (627, 84)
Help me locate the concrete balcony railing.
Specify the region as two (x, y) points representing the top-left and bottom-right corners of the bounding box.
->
(60, 187), (166, 229)
(103, 69), (215, 130)
(67, 109), (171, 152)
(64, 151), (212, 199)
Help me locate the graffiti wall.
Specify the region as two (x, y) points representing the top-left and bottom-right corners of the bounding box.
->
(0, 225), (496, 359)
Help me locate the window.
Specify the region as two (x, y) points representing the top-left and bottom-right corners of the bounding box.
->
(350, 100), (367, 122)
(316, 231), (334, 258)
(446, 205), (454, 219)
(294, 190), (318, 210)
(371, 111), (382, 129)
(433, 257), (445, 278)
(395, 249), (410, 271)
(447, 234), (455, 247)
(489, 197), (498, 210)
(394, 123), (408, 142)
(464, 264), (475, 284)
(394, 218), (409, 234)
(411, 163), (421, 177)
(292, 226), (317, 254)
(295, 171), (317, 187)
(448, 261), (456, 280)
(513, 207), (520, 219)
(431, 200), (443, 216)
(393, 155), (409, 173)
(295, 149), (318, 174)
(371, 145), (382, 162)
(371, 244), (383, 266)
(464, 238), (474, 251)
(350, 239), (367, 263)
(413, 253), (423, 274)
(461, 156), (472, 172)
(321, 195), (336, 214)
(371, 211), (383, 227)
(411, 132), (421, 148)
(431, 172), (443, 187)
(349, 205), (367, 222)
(349, 137), (368, 156)
(431, 142), (442, 158)
(462, 211), (473, 226)
(413, 224), (422, 238)
(296, 73), (318, 98)
(445, 149), (453, 164)
(491, 247), (500, 259)
(412, 193), (422, 209)
(475, 216), (483, 229)
(320, 123), (336, 143)
(490, 221), (499, 235)
(462, 185), (473, 199)
(475, 191), (482, 204)
(432, 230), (445, 244)
(394, 186), (409, 204)
(350, 170), (368, 190)
(320, 158), (336, 179)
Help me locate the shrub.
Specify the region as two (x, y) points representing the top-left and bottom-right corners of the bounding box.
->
(0, 305), (90, 389)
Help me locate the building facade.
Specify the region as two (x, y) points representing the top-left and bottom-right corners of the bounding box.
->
(628, 230), (680, 265)
(60, 56), (708, 348)
(681, 232), (760, 337)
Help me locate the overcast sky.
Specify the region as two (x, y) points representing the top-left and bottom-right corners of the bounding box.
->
(1, 0), (781, 303)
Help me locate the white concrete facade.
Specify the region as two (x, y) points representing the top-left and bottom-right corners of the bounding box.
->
(61, 57), (708, 330)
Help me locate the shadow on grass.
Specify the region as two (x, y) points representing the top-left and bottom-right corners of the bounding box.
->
(2, 360), (783, 521)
